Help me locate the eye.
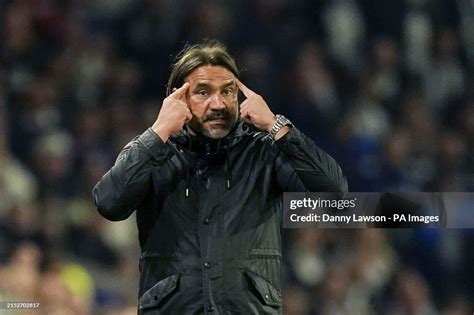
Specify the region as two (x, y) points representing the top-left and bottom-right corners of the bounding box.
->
(198, 90), (208, 96)
(223, 88), (234, 96)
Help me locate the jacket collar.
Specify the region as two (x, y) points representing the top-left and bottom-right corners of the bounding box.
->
(170, 119), (252, 152)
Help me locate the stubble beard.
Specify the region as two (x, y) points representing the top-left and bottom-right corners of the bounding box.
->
(189, 108), (238, 139)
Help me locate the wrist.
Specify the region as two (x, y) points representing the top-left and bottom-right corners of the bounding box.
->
(268, 114), (292, 140)
(266, 115), (277, 132)
(152, 123), (170, 142)
(274, 126), (291, 141)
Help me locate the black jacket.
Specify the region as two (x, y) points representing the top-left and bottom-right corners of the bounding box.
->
(93, 121), (347, 314)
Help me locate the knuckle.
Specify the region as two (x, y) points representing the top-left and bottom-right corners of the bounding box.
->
(164, 98), (174, 106)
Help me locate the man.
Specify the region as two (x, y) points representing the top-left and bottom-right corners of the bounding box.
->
(93, 40), (347, 314)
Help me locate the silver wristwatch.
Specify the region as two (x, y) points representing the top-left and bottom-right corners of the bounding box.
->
(268, 114), (292, 140)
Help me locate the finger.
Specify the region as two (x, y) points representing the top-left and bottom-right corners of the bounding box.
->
(170, 82), (190, 99)
(185, 113), (193, 123)
(240, 107), (251, 121)
(236, 79), (254, 98)
(183, 106), (193, 122)
(241, 113), (252, 124)
(240, 105), (247, 117)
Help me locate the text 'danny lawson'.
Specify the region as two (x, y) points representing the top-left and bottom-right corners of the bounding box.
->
(284, 192), (473, 228)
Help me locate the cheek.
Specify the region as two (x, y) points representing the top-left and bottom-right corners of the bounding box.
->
(229, 101), (239, 115)
(188, 98), (207, 117)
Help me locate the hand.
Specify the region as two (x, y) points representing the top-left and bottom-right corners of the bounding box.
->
(152, 82), (192, 142)
(237, 80), (276, 132)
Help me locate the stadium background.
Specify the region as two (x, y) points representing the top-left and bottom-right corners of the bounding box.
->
(0, 0), (473, 314)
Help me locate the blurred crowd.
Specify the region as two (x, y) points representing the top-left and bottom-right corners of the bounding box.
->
(0, 0), (472, 314)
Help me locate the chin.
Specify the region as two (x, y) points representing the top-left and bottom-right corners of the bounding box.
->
(204, 128), (231, 139)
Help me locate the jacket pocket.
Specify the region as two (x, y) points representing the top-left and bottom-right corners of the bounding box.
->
(244, 270), (282, 307)
(249, 248), (282, 260)
(138, 273), (180, 310)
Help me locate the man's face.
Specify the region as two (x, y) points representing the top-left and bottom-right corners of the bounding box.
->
(184, 65), (239, 139)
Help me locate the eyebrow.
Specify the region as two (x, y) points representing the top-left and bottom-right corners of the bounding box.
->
(220, 81), (236, 89)
(193, 81), (236, 90)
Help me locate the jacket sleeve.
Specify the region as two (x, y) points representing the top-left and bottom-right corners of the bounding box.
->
(273, 127), (348, 192)
(92, 128), (171, 221)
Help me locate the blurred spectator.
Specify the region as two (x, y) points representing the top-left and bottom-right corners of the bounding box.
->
(282, 285), (311, 315)
(286, 40), (342, 147)
(33, 131), (76, 197)
(37, 259), (91, 315)
(441, 293), (473, 315)
(0, 93), (37, 218)
(386, 269), (438, 315)
(425, 29), (465, 112)
(403, 0), (432, 75)
(350, 230), (395, 309)
(324, 0), (366, 74)
(314, 262), (363, 315)
(0, 202), (45, 261)
(0, 243), (42, 301)
(286, 229), (326, 288)
(66, 211), (120, 269)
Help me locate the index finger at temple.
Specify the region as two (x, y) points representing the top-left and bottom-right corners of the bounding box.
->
(236, 79), (254, 97)
(170, 82), (190, 99)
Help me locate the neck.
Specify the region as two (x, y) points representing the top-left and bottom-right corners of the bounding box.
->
(187, 129), (228, 159)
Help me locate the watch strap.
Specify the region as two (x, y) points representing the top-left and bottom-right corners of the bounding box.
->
(269, 114), (292, 139)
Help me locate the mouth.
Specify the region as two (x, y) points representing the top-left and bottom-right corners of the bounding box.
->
(208, 118), (227, 123)
(205, 115), (229, 125)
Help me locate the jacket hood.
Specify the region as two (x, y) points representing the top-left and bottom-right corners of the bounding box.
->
(169, 119), (257, 197)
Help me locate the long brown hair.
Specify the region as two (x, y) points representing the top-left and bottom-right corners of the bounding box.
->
(166, 40), (239, 96)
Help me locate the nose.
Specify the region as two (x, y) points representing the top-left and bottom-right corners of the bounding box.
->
(208, 93), (226, 110)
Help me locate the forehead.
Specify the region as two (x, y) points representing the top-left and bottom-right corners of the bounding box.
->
(186, 65), (235, 85)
